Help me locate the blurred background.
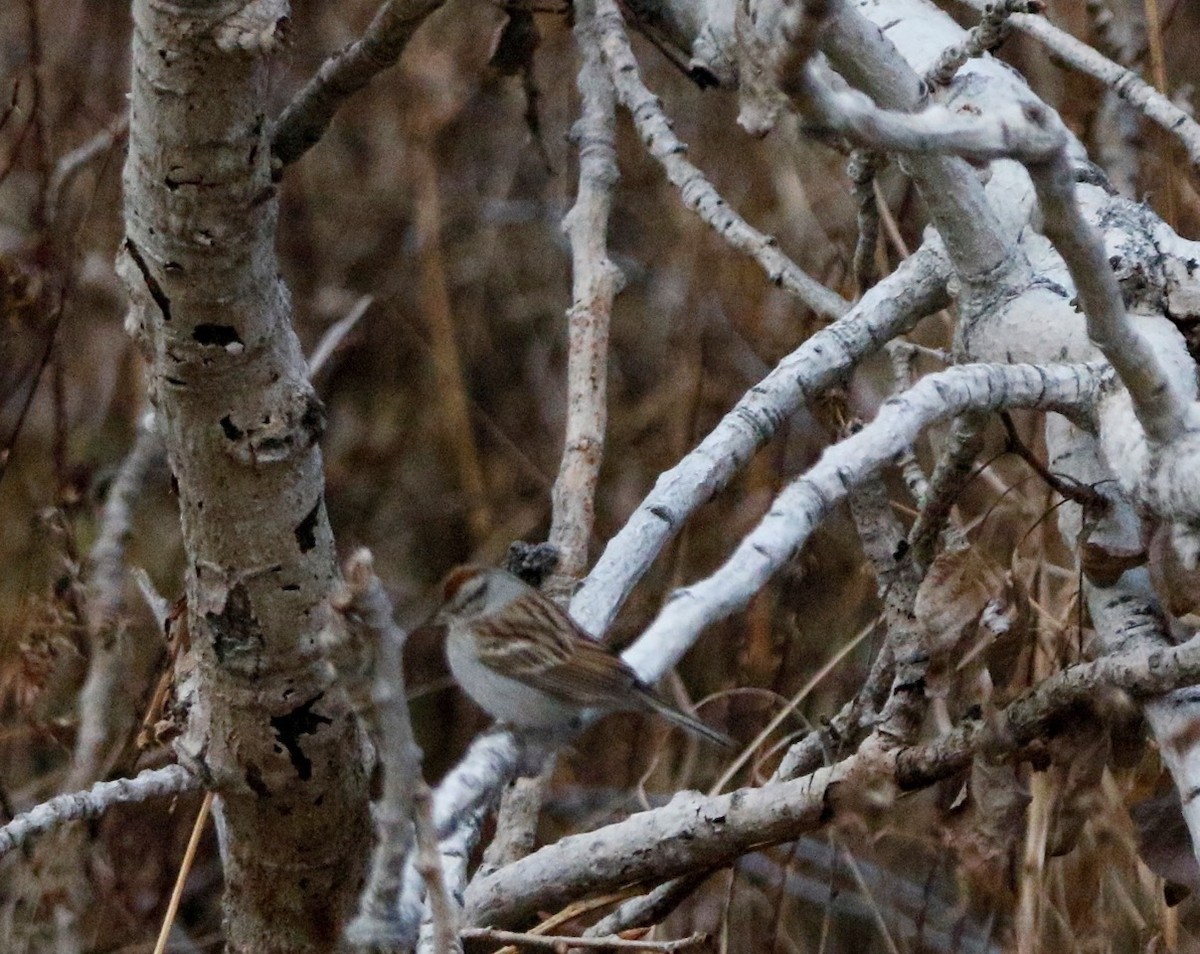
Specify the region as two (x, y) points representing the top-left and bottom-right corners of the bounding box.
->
(1, 0), (1198, 949)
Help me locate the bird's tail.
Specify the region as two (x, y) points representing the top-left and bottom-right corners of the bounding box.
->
(637, 688), (736, 749)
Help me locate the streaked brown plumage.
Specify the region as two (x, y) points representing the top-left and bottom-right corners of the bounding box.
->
(435, 565), (733, 747)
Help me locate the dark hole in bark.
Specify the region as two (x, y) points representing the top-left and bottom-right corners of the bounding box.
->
(193, 323), (243, 347)
(124, 238), (172, 321)
(206, 582), (263, 665)
(688, 65), (720, 89)
(270, 694), (332, 781)
(220, 415), (243, 440)
(301, 391), (327, 443)
(245, 763), (270, 798)
(294, 496), (322, 553)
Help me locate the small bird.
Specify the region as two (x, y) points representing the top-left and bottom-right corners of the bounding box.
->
(435, 565), (734, 748)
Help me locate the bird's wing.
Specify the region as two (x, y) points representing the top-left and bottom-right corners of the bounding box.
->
(472, 592), (639, 708)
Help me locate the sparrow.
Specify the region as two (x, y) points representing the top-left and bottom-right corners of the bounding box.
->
(434, 565), (734, 747)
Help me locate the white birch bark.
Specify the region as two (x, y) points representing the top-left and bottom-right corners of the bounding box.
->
(118, 3), (371, 950)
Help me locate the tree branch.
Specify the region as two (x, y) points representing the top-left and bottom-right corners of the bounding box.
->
(466, 630), (1200, 927)
(0, 764), (198, 858)
(271, 0), (446, 168)
(590, 0), (849, 320)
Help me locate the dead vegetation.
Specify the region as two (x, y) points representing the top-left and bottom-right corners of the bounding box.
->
(1, 0), (1199, 950)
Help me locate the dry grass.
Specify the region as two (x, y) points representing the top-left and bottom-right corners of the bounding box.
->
(0, 0), (1198, 949)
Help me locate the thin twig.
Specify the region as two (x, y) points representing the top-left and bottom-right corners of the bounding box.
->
(44, 114), (128, 226)
(339, 549), (426, 950)
(924, 0), (1046, 89)
(584, 873), (715, 938)
(999, 412), (1106, 508)
(590, 0), (849, 320)
(948, 0), (1200, 170)
(0, 764), (199, 858)
(151, 791), (213, 954)
(68, 414), (164, 789)
(908, 412), (987, 569)
(271, 0), (446, 167)
(308, 295), (372, 378)
(461, 928), (709, 952)
(885, 341), (932, 502)
(416, 783), (460, 954)
(848, 150), (885, 293)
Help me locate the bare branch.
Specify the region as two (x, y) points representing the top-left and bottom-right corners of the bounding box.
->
(68, 414), (164, 790)
(308, 295), (372, 378)
(623, 361), (1109, 683)
(0, 764), (198, 859)
(590, 0), (849, 320)
(271, 0), (446, 168)
(779, 28), (1065, 165)
(583, 872), (714, 938)
(908, 412), (986, 569)
(848, 150), (884, 293)
(949, 0), (1200, 170)
(338, 549), (425, 951)
(1026, 141), (1191, 445)
(924, 0), (1045, 89)
(461, 928), (709, 952)
(466, 630), (1200, 927)
(572, 243), (951, 637)
(547, 0), (621, 589)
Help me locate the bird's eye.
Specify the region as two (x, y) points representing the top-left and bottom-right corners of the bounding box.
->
(459, 578), (488, 612)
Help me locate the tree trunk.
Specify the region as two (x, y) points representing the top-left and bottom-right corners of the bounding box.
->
(118, 2), (371, 950)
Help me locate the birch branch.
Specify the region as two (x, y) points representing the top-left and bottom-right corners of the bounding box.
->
(67, 414), (163, 790)
(848, 149), (884, 292)
(781, 54), (1065, 164)
(785, 0), (1200, 539)
(1086, 570), (1200, 850)
(0, 764), (198, 858)
(949, 0), (1200, 171)
(547, 0), (621, 589)
(907, 412), (986, 569)
(622, 361), (1109, 683)
(571, 242), (950, 636)
(923, 0), (1044, 89)
(271, 0), (447, 168)
(461, 928), (709, 951)
(466, 629), (1200, 928)
(120, 0), (373, 944)
(590, 0), (849, 320)
(339, 550), (426, 951)
(1025, 140), (1191, 445)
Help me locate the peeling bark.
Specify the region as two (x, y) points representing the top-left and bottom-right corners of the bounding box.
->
(119, 2), (371, 950)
